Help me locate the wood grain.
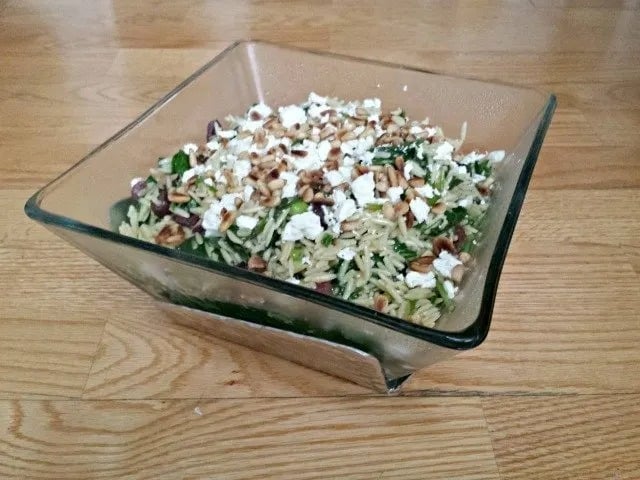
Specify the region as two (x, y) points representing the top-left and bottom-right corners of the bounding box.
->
(1, 0), (639, 477)
(0, 398), (499, 479)
(482, 395), (640, 480)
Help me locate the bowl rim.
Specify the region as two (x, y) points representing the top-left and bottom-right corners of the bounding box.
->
(24, 40), (556, 350)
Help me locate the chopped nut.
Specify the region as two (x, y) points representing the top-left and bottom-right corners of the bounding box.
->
(408, 177), (425, 188)
(373, 293), (388, 312)
(477, 182), (491, 196)
(167, 191), (191, 203)
(386, 123), (399, 134)
(404, 188), (416, 201)
(299, 184), (314, 203)
(459, 252), (472, 264)
(375, 133), (391, 146)
(409, 255), (435, 273)
(451, 264), (465, 284)
(375, 181), (389, 193)
(312, 192), (335, 205)
(260, 154), (276, 164)
(382, 202), (396, 220)
(256, 181), (271, 198)
(394, 201), (410, 216)
(405, 211), (415, 229)
(386, 165), (399, 187)
(431, 201), (447, 215)
(267, 178), (285, 191)
(155, 224), (185, 247)
(356, 164), (370, 176)
(219, 209), (237, 233)
(341, 220), (359, 232)
(248, 255), (267, 272)
(262, 192), (281, 207)
(432, 236), (456, 256)
(394, 155), (405, 171)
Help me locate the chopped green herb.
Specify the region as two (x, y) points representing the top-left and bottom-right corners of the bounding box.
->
(146, 175), (157, 184)
(445, 206), (468, 226)
(349, 287), (364, 300)
(449, 177), (463, 189)
(365, 203), (384, 212)
(427, 195), (441, 207)
(473, 159), (492, 177)
(289, 199), (309, 216)
(171, 150), (190, 177)
(291, 245), (305, 263)
(321, 233), (334, 247)
(393, 240), (418, 261)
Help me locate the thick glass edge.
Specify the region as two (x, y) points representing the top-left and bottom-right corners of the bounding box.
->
(24, 40), (557, 350)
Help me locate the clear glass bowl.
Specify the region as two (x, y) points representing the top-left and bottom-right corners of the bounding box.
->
(25, 41), (555, 391)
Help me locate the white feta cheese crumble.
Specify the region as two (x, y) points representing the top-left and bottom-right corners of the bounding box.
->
(404, 161), (415, 180)
(202, 203), (225, 236)
(220, 193), (241, 211)
(308, 103), (331, 119)
(443, 279), (456, 299)
(487, 150), (506, 163)
(203, 177), (214, 187)
(362, 98), (381, 111)
(281, 212), (324, 241)
(458, 196), (473, 208)
(360, 151), (375, 166)
(405, 271), (436, 289)
(317, 140), (331, 161)
(217, 130), (237, 139)
(236, 215), (259, 230)
(409, 197), (430, 223)
(335, 198), (357, 222)
(213, 170), (227, 184)
(472, 173), (487, 183)
(351, 172), (376, 207)
(130, 177), (145, 188)
(432, 251), (463, 279)
(232, 159), (251, 182)
(285, 277), (301, 285)
(337, 248), (356, 261)
(243, 185), (254, 202)
(415, 184), (434, 198)
(249, 102), (272, 119)
(280, 171), (299, 199)
(454, 165), (468, 176)
(278, 104), (307, 128)
(460, 151), (486, 165)
(182, 143), (198, 154)
(325, 170), (347, 187)
(434, 141), (454, 161)
(181, 164), (206, 184)
(386, 186), (405, 204)
(352, 125), (365, 136)
(308, 92), (327, 104)
(206, 139), (220, 150)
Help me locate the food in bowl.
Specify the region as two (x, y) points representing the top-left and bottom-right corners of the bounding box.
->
(119, 93), (505, 327)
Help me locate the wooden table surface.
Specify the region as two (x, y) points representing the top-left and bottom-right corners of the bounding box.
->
(2, 1), (639, 478)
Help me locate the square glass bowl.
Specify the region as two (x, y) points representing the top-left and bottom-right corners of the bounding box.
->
(25, 41), (555, 392)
